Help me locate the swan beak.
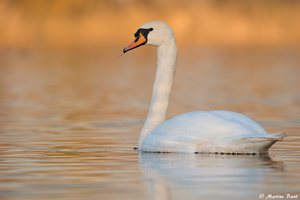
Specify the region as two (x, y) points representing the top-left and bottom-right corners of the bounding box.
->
(123, 33), (147, 53)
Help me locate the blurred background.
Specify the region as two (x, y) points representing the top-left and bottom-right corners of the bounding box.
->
(0, 1), (300, 200)
(0, 0), (300, 49)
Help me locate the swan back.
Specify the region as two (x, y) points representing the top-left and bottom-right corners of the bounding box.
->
(140, 111), (285, 153)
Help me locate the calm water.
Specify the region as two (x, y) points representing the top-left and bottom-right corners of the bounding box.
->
(0, 47), (299, 200)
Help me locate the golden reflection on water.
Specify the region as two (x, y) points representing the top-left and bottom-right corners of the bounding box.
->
(0, 47), (300, 200)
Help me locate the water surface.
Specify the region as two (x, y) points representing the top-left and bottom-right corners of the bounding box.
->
(0, 47), (299, 200)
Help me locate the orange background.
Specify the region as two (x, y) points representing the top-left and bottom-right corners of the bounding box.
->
(1, 0), (300, 49)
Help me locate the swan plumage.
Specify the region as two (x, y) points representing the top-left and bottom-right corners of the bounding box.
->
(123, 20), (286, 154)
(141, 111), (285, 153)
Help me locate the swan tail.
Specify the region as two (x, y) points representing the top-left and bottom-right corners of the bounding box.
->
(243, 132), (287, 141)
(238, 132), (287, 154)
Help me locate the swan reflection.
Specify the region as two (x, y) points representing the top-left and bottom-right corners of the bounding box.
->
(139, 153), (284, 200)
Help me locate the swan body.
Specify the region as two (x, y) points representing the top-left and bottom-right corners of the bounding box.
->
(123, 21), (286, 154)
(141, 111), (285, 153)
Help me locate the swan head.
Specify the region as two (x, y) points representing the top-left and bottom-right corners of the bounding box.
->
(123, 21), (174, 53)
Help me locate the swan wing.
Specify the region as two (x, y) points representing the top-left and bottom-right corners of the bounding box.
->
(141, 111), (285, 153)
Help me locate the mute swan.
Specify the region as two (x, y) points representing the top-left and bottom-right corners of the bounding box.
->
(123, 21), (286, 154)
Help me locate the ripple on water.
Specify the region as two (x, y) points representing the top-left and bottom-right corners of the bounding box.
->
(0, 48), (300, 200)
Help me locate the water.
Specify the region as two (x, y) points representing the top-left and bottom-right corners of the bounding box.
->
(0, 47), (299, 200)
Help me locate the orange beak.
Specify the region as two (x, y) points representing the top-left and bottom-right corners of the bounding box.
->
(123, 32), (147, 53)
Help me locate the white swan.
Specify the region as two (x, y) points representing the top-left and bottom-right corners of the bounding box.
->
(123, 21), (286, 154)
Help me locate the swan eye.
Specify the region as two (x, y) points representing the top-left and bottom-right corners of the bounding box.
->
(134, 28), (153, 38)
(140, 28), (153, 39)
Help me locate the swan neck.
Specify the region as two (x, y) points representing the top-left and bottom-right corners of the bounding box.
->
(139, 39), (177, 148)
